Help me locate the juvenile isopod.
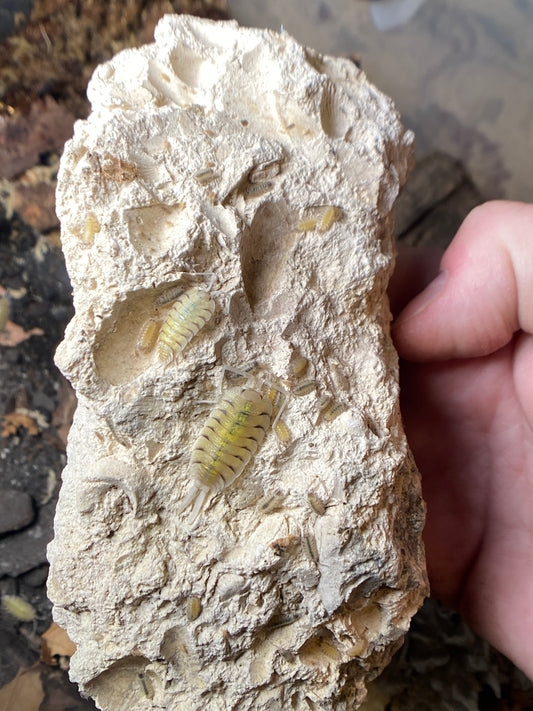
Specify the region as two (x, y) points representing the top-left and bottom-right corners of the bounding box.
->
(1, 594), (36, 622)
(274, 418), (291, 444)
(293, 379), (316, 397)
(157, 286), (215, 364)
(154, 285), (185, 307)
(318, 206), (341, 233)
(302, 533), (319, 563)
(296, 217), (318, 232)
(296, 206), (342, 233)
(242, 181), (273, 198)
(178, 385), (274, 520)
(186, 596), (203, 621)
(318, 395), (347, 423)
(307, 492), (326, 516)
(248, 160), (281, 184)
(265, 383), (286, 417)
(290, 355), (309, 379)
(83, 213), (101, 244)
(259, 492), (285, 513)
(136, 318), (161, 354)
(138, 673), (150, 697)
(194, 167), (217, 185)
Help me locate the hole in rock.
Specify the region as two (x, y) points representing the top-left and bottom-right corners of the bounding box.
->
(169, 46), (219, 91)
(320, 82), (351, 140)
(239, 201), (299, 315)
(126, 202), (190, 256)
(93, 281), (199, 386)
(85, 655), (155, 707)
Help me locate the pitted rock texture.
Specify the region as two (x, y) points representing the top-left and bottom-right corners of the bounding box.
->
(48, 15), (428, 711)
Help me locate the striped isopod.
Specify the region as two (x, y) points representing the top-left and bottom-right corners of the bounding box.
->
(292, 379), (316, 397)
(178, 385), (274, 521)
(317, 395), (348, 423)
(157, 286), (215, 364)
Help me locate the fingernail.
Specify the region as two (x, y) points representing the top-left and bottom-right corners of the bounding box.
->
(394, 270), (448, 326)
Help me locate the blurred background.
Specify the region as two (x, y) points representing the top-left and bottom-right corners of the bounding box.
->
(0, 1), (532, 709)
(230, 0), (533, 203)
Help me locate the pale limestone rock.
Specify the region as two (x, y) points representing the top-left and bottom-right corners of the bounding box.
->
(48, 15), (428, 711)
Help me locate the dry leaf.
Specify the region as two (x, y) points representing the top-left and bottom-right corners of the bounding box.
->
(50, 376), (77, 448)
(0, 321), (44, 347)
(0, 664), (44, 711)
(41, 622), (76, 665)
(1, 411), (40, 437)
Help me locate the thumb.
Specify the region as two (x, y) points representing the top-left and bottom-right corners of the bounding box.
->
(392, 201), (533, 361)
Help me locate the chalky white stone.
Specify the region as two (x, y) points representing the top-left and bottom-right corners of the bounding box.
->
(48, 15), (428, 710)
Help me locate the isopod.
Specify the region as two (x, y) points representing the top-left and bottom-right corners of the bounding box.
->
(259, 492), (285, 513)
(157, 286), (215, 364)
(1, 594), (36, 622)
(318, 395), (348, 423)
(296, 217), (318, 232)
(186, 596), (203, 621)
(293, 379), (316, 397)
(248, 160), (281, 184)
(194, 167), (217, 185)
(318, 205), (341, 233)
(83, 213), (101, 244)
(242, 181), (273, 198)
(178, 385), (274, 520)
(154, 285), (185, 306)
(274, 418), (291, 443)
(296, 206), (341, 233)
(307, 492), (326, 516)
(302, 533), (319, 563)
(136, 318), (161, 354)
(290, 355), (309, 379)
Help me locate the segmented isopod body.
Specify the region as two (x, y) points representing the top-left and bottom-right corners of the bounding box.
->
(179, 386), (273, 520)
(186, 596), (203, 621)
(307, 492), (326, 516)
(318, 205), (341, 233)
(318, 395), (347, 423)
(243, 181), (273, 198)
(274, 417), (291, 443)
(259, 492), (285, 512)
(194, 167), (217, 185)
(157, 286), (215, 363)
(293, 379), (316, 397)
(302, 533), (319, 562)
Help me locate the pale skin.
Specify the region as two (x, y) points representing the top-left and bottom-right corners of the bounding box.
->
(389, 201), (533, 680)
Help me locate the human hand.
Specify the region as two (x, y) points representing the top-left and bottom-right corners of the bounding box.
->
(390, 201), (533, 680)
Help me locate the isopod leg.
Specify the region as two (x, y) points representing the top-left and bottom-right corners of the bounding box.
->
(177, 484), (209, 522)
(189, 487), (209, 522)
(271, 388), (288, 429)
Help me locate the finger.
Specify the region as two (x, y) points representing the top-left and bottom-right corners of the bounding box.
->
(514, 331), (533, 425)
(392, 201), (533, 361)
(388, 244), (443, 317)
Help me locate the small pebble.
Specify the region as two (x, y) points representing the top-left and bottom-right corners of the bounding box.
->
(0, 490), (35, 534)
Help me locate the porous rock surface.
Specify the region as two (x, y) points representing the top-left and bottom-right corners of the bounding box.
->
(48, 15), (428, 711)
